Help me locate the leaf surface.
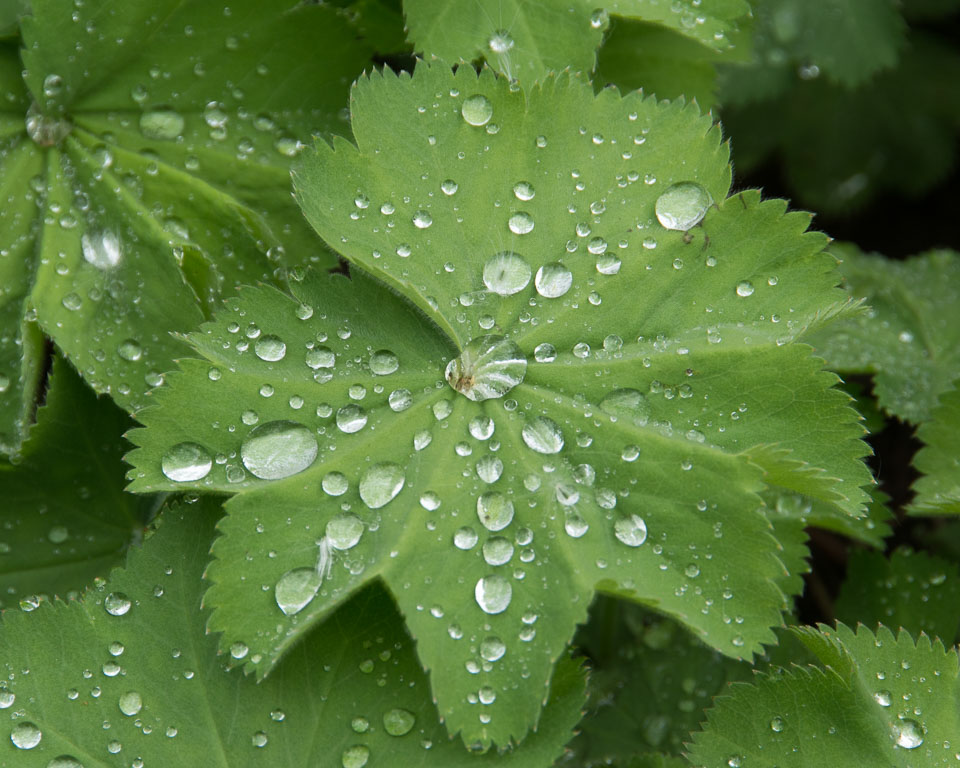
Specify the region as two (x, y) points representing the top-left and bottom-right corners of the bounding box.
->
(403, 0), (750, 84)
(0, 499), (584, 767)
(128, 63), (872, 749)
(912, 384), (960, 515)
(809, 246), (960, 424)
(0, 0), (373, 453)
(688, 623), (960, 767)
(0, 356), (151, 608)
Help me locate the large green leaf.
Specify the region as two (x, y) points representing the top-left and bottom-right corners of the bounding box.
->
(912, 384), (960, 516)
(127, 63), (872, 749)
(809, 246), (960, 424)
(403, 0), (751, 84)
(688, 623), (960, 767)
(0, 499), (585, 767)
(0, 355), (153, 608)
(0, 0), (373, 454)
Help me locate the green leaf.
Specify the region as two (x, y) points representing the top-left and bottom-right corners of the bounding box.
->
(403, 0), (751, 85)
(809, 246), (960, 424)
(570, 600), (750, 764)
(836, 548), (960, 642)
(128, 63), (872, 749)
(912, 384), (960, 515)
(688, 623), (960, 767)
(0, 0), (27, 38)
(0, 356), (153, 608)
(0, 498), (585, 767)
(0, 0), (374, 452)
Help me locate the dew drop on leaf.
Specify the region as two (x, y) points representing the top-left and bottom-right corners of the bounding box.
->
(477, 492), (515, 531)
(480, 636), (506, 662)
(254, 335), (286, 362)
(46, 756), (83, 768)
(139, 109), (185, 140)
(513, 181), (535, 201)
(476, 455), (504, 483)
(412, 210), (433, 229)
(893, 718), (924, 749)
(521, 416), (564, 454)
(441, 178), (458, 195)
(508, 211), (535, 235)
(482, 252), (532, 296)
(388, 388), (412, 411)
(358, 462), (405, 509)
(534, 343), (557, 363)
(655, 181), (712, 231)
(614, 515), (648, 547)
(475, 575), (512, 614)
(240, 421), (317, 479)
(600, 388), (651, 425)
(161, 441), (214, 482)
(81, 229), (121, 269)
(252, 731), (268, 748)
(461, 94), (493, 126)
(446, 335), (527, 401)
(874, 690), (892, 707)
(10, 721), (42, 749)
(369, 349), (399, 375)
(104, 592), (132, 616)
(275, 568), (322, 616)
(0, 689), (14, 709)
(454, 526), (478, 550)
(535, 262), (573, 298)
(736, 280), (755, 297)
(382, 708), (416, 736)
(305, 346), (336, 369)
(341, 745), (370, 768)
(468, 415), (495, 440)
(489, 29), (514, 53)
(482, 536), (514, 565)
(322, 472), (348, 496)
(336, 404), (368, 433)
(118, 691), (143, 717)
(326, 515), (363, 550)
(769, 716), (784, 732)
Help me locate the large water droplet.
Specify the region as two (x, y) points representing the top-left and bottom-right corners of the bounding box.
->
(46, 756), (84, 768)
(81, 230), (121, 269)
(513, 181), (535, 201)
(489, 29), (515, 53)
(893, 718), (924, 749)
(483, 252), (531, 296)
(254, 334), (286, 362)
(382, 708), (415, 737)
(477, 492), (515, 531)
(462, 94), (493, 126)
(369, 349), (399, 375)
(241, 421), (317, 479)
(475, 575), (512, 614)
(535, 262), (573, 298)
(521, 416), (564, 454)
(508, 211), (535, 235)
(874, 690), (892, 707)
(341, 745), (370, 768)
(482, 536), (514, 565)
(480, 636), (506, 662)
(275, 568), (321, 616)
(655, 182), (712, 231)
(359, 463), (405, 509)
(336, 404), (368, 433)
(600, 388), (651, 426)
(104, 592), (131, 616)
(139, 109), (185, 140)
(118, 691), (143, 717)
(117, 339), (142, 362)
(445, 335), (527, 401)
(326, 515), (363, 550)
(161, 442), (212, 482)
(614, 515), (648, 547)
(305, 346), (335, 369)
(454, 526), (479, 550)
(25, 103), (71, 146)
(10, 722), (42, 749)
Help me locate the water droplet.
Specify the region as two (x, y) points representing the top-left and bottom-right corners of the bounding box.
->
(482, 536), (514, 565)
(480, 636), (506, 662)
(161, 442), (212, 482)
(769, 716), (784, 733)
(534, 343), (557, 363)
(893, 718), (924, 749)
(383, 708), (415, 736)
(513, 181), (535, 201)
(359, 463), (405, 509)
(341, 745), (370, 768)
(475, 575), (512, 614)
(508, 211), (535, 235)
(454, 526), (478, 550)
(0, 690), (14, 709)
(322, 472), (348, 496)
(441, 178), (458, 195)
(336, 404), (368, 433)
(305, 346), (335, 369)
(230, 642), (249, 659)
(412, 210), (433, 230)
(736, 280), (755, 297)
(535, 262), (573, 298)
(655, 182), (712, 231)
(11, 722), (42, 749)
(117, 339), (142, 362)
(25, 103), (71, 146)
(477, 492), (515, 531)
(104, 592), (131, 616)
(42, 73), (63, 96)
(483, 251), (531, 296)
(326, 515), (363, 550)
(252, 731), (268, 748)
(476, 455), (504, 483)
(874, 690), (892, 707)
(521, 416), (564, 454)
(462, 94), (493, 126)
(369, 350), (399, 375)
(241, 421), (317, 479)
(81, 230), (121, 269)
(46, 756), (83, 768)
(489, 29), (514, 53)
(139, 109), (185, 140)
(351, 717), (369, 733)
(118, 691), (143, 717)
(614, 515), (648, 547)
(600, 388), (651, 425)
(275, 568), (321, 616)
(446, 335), (527, 401)
(254, 335), (286, 362)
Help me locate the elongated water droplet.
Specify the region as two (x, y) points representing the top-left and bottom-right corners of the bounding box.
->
(521, 416), (564, 454)
(46, 756), (83, 768)
(615, 515), (648, 547)
(475, 575), (512, 614)
(535, 262), (573, 298)
(477, 492), (515, 531)
(359, 463), (405, 509)
(445, 335), (527, 401)
(241, 421), (317, 479)
(382, 708), (415, 736)
(305, 346), (335, 369)
(462, 94), (493, 126)
(117, 339), (142, 362)
(275, 568), (321, 616)
(255, 335), (286, 362)
(483, 252), (531, 295)
(326, 515), (363, 550)
(600, 388), (651, 426)
(139, 109), (185, 140)
(655, 182), (712, 231)
(161, 442), (212, 482)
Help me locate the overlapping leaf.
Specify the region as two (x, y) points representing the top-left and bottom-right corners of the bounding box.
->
(688, 624), (960, 766)
(0, 0), (374, 454)
(127, 63), (872, 749)
(404, 0), (751, 84)
(809, 246), (960, 424)
(836, 548), (960, 641)
(912, 384), (960, 515)
(0, 356), (153, 608)
(0, 499), (584, 767)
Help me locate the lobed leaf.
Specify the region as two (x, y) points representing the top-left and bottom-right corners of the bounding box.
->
(0, 499), (585, 767)
(0, 0), (374, 453)
(127, 63), (872, 749)
(688, 623), (960, 767)
(0, 356), (152, 608)
(911, 384), (960, 516)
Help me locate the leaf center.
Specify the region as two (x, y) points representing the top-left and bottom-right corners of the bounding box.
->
(444, 335), (527, 402)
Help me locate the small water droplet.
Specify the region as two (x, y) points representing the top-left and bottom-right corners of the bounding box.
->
(383, 708), (415, 736)
(336, 404), (368, 433)
(81, 230), (121, 269)
(412, 210), (433, 229)
(104, 592), (131, 616)
(454, 527), (478, 550)
(483, 251), (531, 296)
(736, 280), (755, 297)
(161, 442), (212, 482)
(117, 339), (142, 362)
(341, 745), (370, 768)
(769, 716), (784, 733)
(252, 731), (268, 748)
(655, 182), (712, 231)
(441, 178), (458, 195)
(483, 536), (514, 565)
(118, 691), (143, 717)
(462, 94), (493, 126)
(513, 181), (535, 201)
(326, 515), (364, 550)
(480, 636), (506, 662)
(534, 343), (557, 363)
(475, 575), (512, 614)
(508, 211), (535, 235)
(489, 29), (514, 53)
(275, 568), (321, 615)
